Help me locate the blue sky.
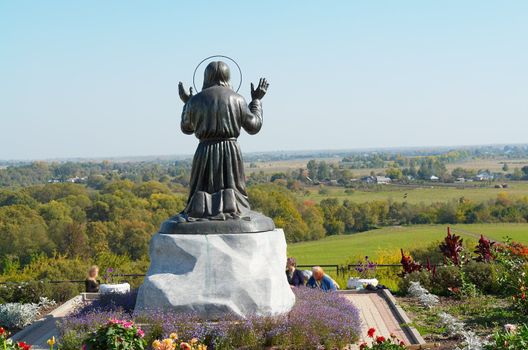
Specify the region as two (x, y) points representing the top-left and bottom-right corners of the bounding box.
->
(1, 1), (527, 160)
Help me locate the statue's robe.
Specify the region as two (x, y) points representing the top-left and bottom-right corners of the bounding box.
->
(181, 85), (263, 220)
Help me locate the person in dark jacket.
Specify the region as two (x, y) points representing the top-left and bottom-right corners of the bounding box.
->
(286, 257), (305, 287)
(307, 266), (337, 292)
(85, 265), (100, 293)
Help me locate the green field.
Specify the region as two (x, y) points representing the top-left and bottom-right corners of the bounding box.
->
(287, 223), (528, 265)
(301, 181), (528, 205)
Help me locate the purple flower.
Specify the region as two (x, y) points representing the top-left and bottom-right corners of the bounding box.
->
(59, 288), (362, 349)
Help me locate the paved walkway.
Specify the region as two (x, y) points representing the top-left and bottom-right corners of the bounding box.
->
(342, 291), (417, 349)
(10, 296), (82, 350)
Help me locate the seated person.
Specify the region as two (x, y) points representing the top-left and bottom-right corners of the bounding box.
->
(286, 257), (305, 287)
(85, 265), (100, 293)
(306, 266), (337, 292)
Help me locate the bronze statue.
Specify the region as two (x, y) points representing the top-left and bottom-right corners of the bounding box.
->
(160, 60), (274, 234)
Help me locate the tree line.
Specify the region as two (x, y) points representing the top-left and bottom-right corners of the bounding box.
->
(1, 179), (528, 271)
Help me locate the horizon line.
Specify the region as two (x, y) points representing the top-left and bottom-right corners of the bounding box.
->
(1, 142), (527, 164)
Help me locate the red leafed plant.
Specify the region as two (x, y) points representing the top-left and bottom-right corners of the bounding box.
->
(439, 227), (464, 266)
(425, 256), (436, 277)
(400, 249), (422, 275)
(474, 234), (495, 262)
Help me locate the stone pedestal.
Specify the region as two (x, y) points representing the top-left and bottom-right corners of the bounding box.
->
(135, 229), (295, 318)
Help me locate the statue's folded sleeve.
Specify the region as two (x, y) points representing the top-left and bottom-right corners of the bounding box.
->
(181, 100), (195, 135)
(240, 98), (263, 135)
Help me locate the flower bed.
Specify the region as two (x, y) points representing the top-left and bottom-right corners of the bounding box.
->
(58, 287), (362, 350)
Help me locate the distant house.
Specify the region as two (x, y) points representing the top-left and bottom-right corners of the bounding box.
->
(323, 179), (339, 186)
(361, 176), (374, 184)
(65, 176), (87, 184)
(475, 172), (494, 181)
(376, 176), (391, 185)
(430, 175), (439, 182)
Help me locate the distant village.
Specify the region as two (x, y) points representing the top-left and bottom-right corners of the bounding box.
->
(308, 170), (507, 188)
(47, 176), (87, 184)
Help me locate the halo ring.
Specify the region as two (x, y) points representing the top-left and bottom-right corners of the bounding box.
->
(192, 55), (243, 93)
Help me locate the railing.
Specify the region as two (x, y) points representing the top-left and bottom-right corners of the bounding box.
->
(1, 263), (449, 284)
(299, 264), (404, 277)
(0, 273), (147, 285)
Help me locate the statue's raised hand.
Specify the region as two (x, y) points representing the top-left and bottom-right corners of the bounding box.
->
(178, 82), (193, 103)
(251, 78), (269, 100)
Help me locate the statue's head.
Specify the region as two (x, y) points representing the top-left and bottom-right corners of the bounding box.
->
(202, 61), (231, 90)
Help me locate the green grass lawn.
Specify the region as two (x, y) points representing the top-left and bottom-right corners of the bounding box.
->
(300, 181), (528, 205)
(287, 223), (528, 265)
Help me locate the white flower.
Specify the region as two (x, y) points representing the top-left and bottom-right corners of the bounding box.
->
(504, 323), (517, 333)
(408, 282), (439, 308)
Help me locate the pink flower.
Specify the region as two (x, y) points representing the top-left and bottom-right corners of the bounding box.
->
(137, 328), (145, 338)
(123, 321), (133, 329)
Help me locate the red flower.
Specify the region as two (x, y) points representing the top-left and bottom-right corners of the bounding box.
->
(376, 336), (386, 343)
(400, 340), (406, 345)
(359, 343), (368, 350)
(17, 341), (32, 350)
(0, 326), (5, 335)
(367, 327), (376, 337)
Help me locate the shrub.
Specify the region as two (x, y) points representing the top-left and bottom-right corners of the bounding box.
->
(485, 323), (528, 350)
(47, 282), (82, 303)
(0, 284), (14, 304)
(511, 267), (528, 314)
(494, 239), (527, 296)
(399, 265), (463, 296)
(83, 319), (146, 350)
(0, 302), (41, 329)
(0, 281), (50, 304)
(409, 242), (444, 265)
(462, 261), (500, 294)
(432, 265), (462, 295)
(0, 281), (79, 304)
(59, 330), (83, 350)
(398, 270), (434, 294)
(0, 297), (55, 329)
